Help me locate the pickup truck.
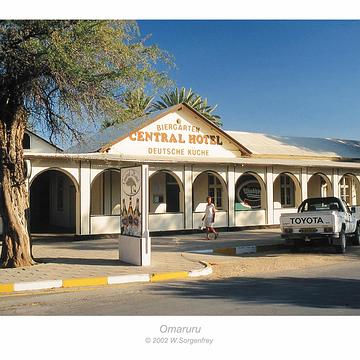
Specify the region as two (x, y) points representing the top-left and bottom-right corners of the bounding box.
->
(280, 197), (360, 253)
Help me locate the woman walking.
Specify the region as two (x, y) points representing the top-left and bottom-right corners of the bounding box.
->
(202, 196), (219, 240)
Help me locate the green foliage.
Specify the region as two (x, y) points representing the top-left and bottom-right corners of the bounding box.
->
(0, 20), (173, 143)
(151, 87), (222, 127)
(102, 88), (154, 128)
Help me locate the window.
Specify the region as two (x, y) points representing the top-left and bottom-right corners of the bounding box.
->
(235, 174), (262, 210)
(22, 133), (30, 149)
(339, 175), (355, 206)
(320, 178), (328, 197)
(280, 174), (295, 207)
(208, 174), (222, 209)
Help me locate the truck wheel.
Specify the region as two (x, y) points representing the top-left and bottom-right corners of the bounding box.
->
(335, 230), (346, 254)
(353, 224), (360, 246)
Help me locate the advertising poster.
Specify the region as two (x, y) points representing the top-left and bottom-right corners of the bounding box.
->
(120, 166), (142, 237)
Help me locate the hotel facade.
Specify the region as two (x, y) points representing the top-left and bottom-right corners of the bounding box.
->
(12, 103), (360, 237)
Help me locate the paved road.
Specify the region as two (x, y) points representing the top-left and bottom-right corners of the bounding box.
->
(2, 252), (360, 315)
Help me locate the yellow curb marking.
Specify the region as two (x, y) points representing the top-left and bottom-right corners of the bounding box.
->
(151, 271), (189, 282)
(62, 277), (108, 288)
(0, 284), (14, 293)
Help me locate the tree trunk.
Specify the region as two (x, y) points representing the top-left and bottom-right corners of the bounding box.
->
(0, 106), (35, 268)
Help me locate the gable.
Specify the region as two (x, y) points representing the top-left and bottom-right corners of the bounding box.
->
(104, 105), (250, 159)
(24, 129), (62, 153)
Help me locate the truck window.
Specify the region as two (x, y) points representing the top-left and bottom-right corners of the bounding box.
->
(298, 198), (344, 212)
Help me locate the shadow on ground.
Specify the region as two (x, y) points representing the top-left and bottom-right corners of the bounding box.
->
(29, 230), (284, 253)
(34, 257), (135, 267)
(150, 276), (360, 310)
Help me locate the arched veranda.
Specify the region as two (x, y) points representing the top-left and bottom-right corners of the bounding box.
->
(30, 168), (79, 234)
(148, 170), (184, 231)
(90, 169), (121, 234)
(339, 173), (360, 206)
(273, 172), (301, 224)
(307, 173), (333, 198)
(192, 171), (228, 228)
(234, 172), (267, 226)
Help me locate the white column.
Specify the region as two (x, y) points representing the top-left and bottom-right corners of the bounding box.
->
(184, 165), (193, 229)
(227, 165), (235, 227)
(333, 168), (340, 198)
(266, 166), (274, 225)
(80, 160), (91, 235)
(301, 167), (308, 201)
(141, 164), (151, 265)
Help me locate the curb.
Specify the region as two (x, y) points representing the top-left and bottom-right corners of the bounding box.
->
(0, 261), (212, 295)
(190, 243), (286, 256)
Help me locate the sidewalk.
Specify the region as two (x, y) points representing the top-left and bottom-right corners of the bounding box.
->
(0, 239), (205, 284)
(0, 228), (285, 286)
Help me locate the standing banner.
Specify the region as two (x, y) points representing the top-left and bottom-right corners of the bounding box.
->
(119, 165), (150, 266)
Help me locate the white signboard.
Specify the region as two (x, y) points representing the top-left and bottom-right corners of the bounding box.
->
(120, 166), (142, 237)
(119, 165), (151, 266)
(109, 110), (242, 159)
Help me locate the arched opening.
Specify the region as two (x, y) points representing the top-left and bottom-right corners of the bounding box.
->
(89, 169), (122, 235)
(307, 173), (333, 198)
(149, 171), (184, 214)
(273, 172), (301, 209)
(148, 170), (184, 232)
(90, 169), (121, 215)
(30, 169), (78, 234)
(338, 173), (360, 206)
(192, 171), (228, 228)
(193, 171), (228, 211)
(234, 172), (267, 226)
(235, 172), (266, 210)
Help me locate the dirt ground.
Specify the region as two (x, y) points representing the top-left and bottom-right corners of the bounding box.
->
(191, 248), (360, 280)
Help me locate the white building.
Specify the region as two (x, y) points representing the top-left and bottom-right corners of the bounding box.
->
(20, 103), (360, 236)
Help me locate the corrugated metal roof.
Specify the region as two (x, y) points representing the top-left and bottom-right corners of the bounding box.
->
(66, 108), (170, 153)
(226, 131), (360, 159)
(65, 104), (360, 161)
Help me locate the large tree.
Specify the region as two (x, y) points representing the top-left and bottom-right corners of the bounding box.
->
(0, 20), (172, 268)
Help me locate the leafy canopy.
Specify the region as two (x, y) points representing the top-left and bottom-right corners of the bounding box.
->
(151, 87), (222, 127)
(102, 86), (222, 129)
(0, 20), (173, 143)
(102, 88), (154, 128)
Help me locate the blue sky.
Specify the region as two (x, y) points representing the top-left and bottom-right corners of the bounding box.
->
(138, 20), (360, 139)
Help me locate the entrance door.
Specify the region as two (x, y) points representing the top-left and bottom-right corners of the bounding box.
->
(166, 173), (180, 213)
